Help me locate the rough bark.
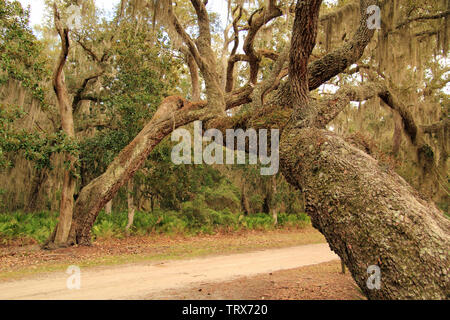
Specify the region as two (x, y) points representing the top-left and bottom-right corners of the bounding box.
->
(52, 5), (77, 246)
(104, 200), (112, 215)
(26, 169), (48, 213)
(341, 259), (346, 274)
(392, 112), (403, 155)
(289, 0), (322, 113)
(186, 52), (201, 102)
(280, 127), (450, 299)
(125, 179), (135, 235)
(241, 184), (251, 215)
(272, 175), (278, 225)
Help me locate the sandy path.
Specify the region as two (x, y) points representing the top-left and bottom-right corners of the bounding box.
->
(0, 243), (338, 300)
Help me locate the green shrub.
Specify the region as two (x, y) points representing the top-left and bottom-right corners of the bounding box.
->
(240, 213), (273, 230)
(0, 211), (57, 244)
(92, 220), (120, 239)
(0, 189), (6, 212)
(0, 209), (311, 244)
(203, 182), (241, 213)
(249, 194), (264, 213)
(278, 212), (310, 227)
(180, 198), (212, 229)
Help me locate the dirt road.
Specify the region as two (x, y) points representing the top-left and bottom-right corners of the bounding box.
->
(0, 243), (338, 300)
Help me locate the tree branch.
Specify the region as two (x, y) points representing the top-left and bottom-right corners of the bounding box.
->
(378, 90), (419, 145)
(289, 0), (323, 124)
(190, 0), (212, 47)
(243, 1), (283, 84)
(307, 0), (381, 91)
(314, 82), (383, 128)
(319, 2), (359, 23)
(225, 5), (243, 92)
(168, 1), (224, 111)
(184, 49), (201, 102)
(396, 10), (450, 29)
(421, 119), (450, 135)
(251, 46), (289, 106)
(166, 3), (203, 70)
(72, 71), (105, 113)
(313, 80), (440, 164)
(52, 4), (70, 103)
(76, 39), (101, 62)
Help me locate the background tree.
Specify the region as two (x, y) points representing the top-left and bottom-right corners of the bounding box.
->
(0, 0), (77, 212)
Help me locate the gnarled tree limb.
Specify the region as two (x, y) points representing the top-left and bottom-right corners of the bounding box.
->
(243, 0), (283, 84)
(289, 0), (323, 125)
(307, 0), (381, 91)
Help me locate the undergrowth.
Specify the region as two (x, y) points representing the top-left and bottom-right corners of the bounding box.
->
(0, 209), (310, 245)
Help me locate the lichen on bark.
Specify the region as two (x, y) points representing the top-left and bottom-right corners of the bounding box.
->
(280, 127), (450, 299)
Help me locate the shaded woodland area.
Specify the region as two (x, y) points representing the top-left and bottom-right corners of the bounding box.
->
(0, 0), (449, 299)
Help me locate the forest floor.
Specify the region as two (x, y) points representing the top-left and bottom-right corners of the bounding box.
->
(0, 226), (362, 299)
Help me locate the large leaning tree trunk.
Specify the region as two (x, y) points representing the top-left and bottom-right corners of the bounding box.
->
(280, 128), (449, 299)
(45, 0), (449, 299)
(279, 0), (449, 299)
(62, 97), (211, 246)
